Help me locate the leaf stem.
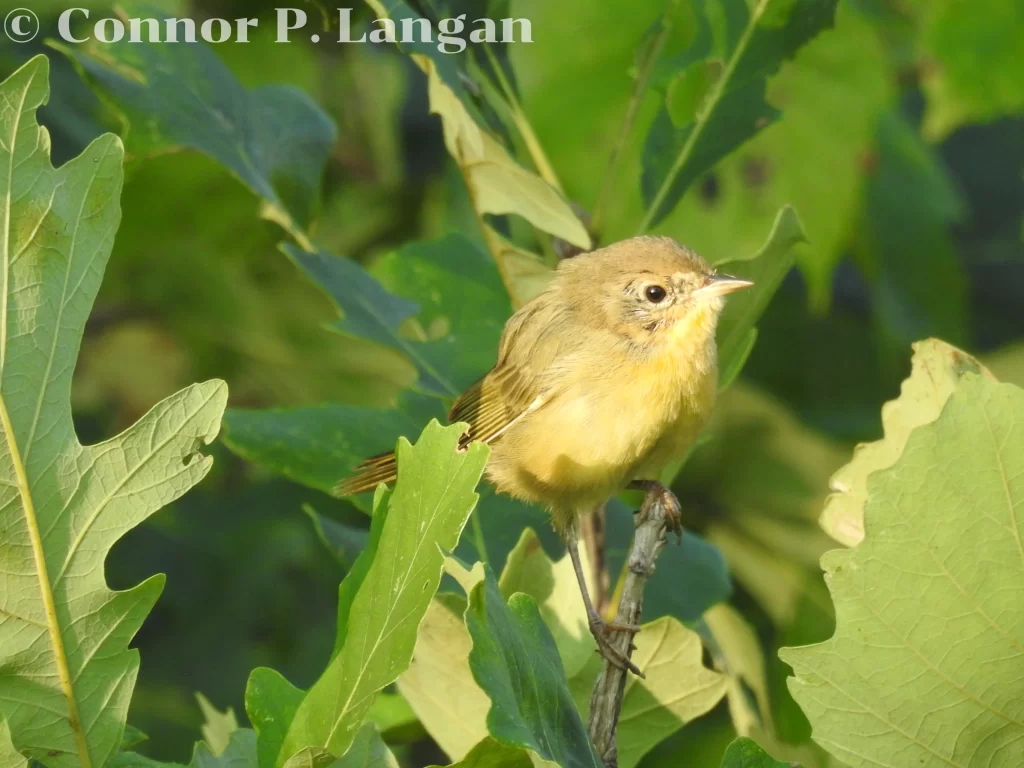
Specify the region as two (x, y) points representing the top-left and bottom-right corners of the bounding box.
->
(481, 46), (564, 193)
(637, 0), (766, 234)
(592, 22), (673, 237)
(0, 392), (92, 768)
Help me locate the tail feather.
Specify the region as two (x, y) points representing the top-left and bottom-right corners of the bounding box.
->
(333, 451), (398, 497)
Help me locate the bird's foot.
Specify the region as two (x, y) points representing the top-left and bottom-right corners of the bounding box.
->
(631, 480), (684, 543)
(588, 615), (644, 677)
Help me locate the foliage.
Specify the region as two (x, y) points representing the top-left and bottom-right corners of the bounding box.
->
(0, 56), (227, 767)
(782, 371), (1024, 767)
(1, 0), (1023, 767)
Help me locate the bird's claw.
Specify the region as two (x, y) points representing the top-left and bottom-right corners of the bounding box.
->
(644, 482), (684, 543)
(589, 616), (644, 677)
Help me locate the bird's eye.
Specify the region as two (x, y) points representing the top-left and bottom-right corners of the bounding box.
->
(645, 285), (667, 303)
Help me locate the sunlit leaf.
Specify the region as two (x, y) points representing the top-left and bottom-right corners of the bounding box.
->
(0, 56), (227, 768)
(640, 0), (839, 230)
(570, 618), (728, 768)
(915, 0), (1024, 140)
(196, 694), (239, 758)
(276, 422), (488, 763)
(820, 339), (994, 547)
(782, 372), (1024, 767)
(397, 594), (491, 761)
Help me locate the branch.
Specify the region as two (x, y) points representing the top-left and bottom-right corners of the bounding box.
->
(587, 491), (672, 766)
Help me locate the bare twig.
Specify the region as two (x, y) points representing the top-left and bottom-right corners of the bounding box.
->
(587, 491), (672, 766)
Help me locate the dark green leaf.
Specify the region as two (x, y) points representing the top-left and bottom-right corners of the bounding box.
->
(716, 206), (806, 380)
(857, 112), (968, 374)
(640, 0), (838, 229)
(57, 2), (335, 240)
(427, 737), (532, 768)
(720, 737), (793, 767)
(466, 568), (602, 767)
(283, 233), (508, 397)
(223, 394), (444, 497)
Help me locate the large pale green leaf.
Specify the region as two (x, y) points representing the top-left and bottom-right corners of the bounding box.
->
(915, 0), (1024, 140)
(467, 567), (602, 768)
(397, 593), (491, 761)
(719, 737), (791, 767)
(274, 422), (488, 763)
(0, 720), (27, 768)
(639, 0), (839, 231)
(782, 372), (1024, 767)
(0, 56), (227, 768)
(569, 618), (728, 768)
(820, 339), (994, 547)
(58, 1), (335, 243)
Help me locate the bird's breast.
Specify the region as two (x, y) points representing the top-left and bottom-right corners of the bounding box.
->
(487, 319), (718, 504)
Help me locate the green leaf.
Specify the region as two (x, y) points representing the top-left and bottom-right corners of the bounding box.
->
(720, 737), (793, 767)
(282, 233), (509, 397)
(715, 206), (806, 388)
(498, 529), (596, 678)
(275, 422), (489, 763)
(57, 2), (336, 244)
(427, 737), (533, 768)
(569, 618), (729, 768)
(397, 594), (492, 761)
(0, 719), (27, 768)
(466, 567), (602, 768)
(223, 394), (444, 497)
(640, 0), (839, 230)
(245, 668), (304, 768)
(659, 3), (892, 307)
(302, 505), (370, 569)
(916, 0), (1024, 140)
(0, 56), (228, 768)
(781, 372), (1024, 767)
(820, 339), (994, 547)
(856, 112), (968, 365)
(190, 730), (258, 768)
(329, 723), (399, 768)
(196, 694), (240, 758)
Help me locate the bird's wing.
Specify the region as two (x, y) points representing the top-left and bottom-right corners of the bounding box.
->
(449, 294), (567, 446)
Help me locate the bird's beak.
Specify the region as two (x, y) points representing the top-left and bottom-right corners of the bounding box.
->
(693, 273), (754, 298)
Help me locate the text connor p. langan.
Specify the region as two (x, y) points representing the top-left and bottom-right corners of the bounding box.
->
(55, 8), (533, 52)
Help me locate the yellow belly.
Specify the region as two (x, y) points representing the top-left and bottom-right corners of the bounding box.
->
(484, 332), (718, 528)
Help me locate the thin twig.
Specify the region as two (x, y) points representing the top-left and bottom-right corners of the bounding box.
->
(587, 491), (671, 766)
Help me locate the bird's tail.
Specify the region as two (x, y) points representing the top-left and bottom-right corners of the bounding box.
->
(333, 451), (398, 497)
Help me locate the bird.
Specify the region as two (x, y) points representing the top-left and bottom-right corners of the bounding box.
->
(335, 235), (752, 673)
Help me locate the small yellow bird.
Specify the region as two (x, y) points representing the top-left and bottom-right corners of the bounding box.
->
(337, 235), (751, 672)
